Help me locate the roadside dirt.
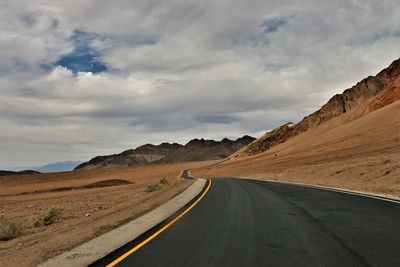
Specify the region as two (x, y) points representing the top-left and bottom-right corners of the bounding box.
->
(0, 161), (215, 267)
(195, 149), (400, 200)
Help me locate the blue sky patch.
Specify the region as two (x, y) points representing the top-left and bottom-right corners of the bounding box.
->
(56, 30), (107, 73)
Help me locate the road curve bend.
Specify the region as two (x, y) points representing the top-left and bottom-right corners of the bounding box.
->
(93, 178), (400, 267)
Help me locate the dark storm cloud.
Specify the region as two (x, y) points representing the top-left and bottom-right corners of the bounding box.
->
(260, 17), (288, 33)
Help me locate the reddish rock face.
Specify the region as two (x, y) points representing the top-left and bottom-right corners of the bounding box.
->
(365, 74), (400, 113)
(376, 58), (400, 80)
(294, 75), (387, 134)
(234, 58), (400, 158)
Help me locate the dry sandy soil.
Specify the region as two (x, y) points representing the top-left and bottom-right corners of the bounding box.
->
(0, 161), (215, 267)
(1, 101), (398, 267)
(193, 101), (400, 199)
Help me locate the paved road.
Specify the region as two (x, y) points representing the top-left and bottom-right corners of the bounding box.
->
(181, 169), (195, 179)
(93, 178), (400, 267)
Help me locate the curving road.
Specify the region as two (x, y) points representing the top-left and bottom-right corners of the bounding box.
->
(92, 178), (400, 267)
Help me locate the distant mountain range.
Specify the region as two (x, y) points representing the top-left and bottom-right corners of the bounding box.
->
(2, 161), (83, 174)
(75, 57), (400, 172)
(34, 161), (83, 172)
(2, 59), (399, 176)
(75, 136), (255, 170)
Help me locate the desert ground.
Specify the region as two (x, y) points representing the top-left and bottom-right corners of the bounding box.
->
(1, 101), (398, 267)
(193, 101), (400, 199)
(0, 161), (215, 267)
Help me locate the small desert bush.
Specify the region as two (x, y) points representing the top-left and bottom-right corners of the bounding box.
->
(160, 177), (169, 185)
(145, 183), (161, 193)
(34, 207), (63, 227)
(0, 216), (20, 241)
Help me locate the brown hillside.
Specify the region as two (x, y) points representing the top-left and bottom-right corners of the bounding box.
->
(194, 100), (400, 198)
(233, 58), (400, 158)
(231, 123), (295, 158)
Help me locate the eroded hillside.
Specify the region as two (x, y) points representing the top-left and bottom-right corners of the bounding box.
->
(233, 58), (400, 158)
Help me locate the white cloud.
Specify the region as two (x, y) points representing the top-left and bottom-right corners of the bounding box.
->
(0, 0), (399, 168)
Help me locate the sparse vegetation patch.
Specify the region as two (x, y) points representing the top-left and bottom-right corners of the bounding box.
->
(145, 177), (171, 192)
(0, 215), (20, 241)
(160, 177), (169, 185)
(145, 183), (161, 192)
(34, 207), (63, 227)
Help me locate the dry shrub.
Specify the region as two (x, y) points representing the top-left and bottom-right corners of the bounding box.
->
(160, 177), (169, 185)
(145, 183), (161, 193)
(34, 207), (63, 227)
(0, 216), (20, 241)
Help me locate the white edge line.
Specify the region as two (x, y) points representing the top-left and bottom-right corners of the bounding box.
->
(237, 176), (400, 204)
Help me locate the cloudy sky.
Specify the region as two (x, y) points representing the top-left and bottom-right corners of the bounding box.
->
(1, 0), (399, 168)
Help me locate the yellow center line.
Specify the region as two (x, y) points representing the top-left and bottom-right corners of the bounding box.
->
(106, 179), (212, 267)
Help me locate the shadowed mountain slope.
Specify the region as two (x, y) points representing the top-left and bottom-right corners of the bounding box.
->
(76, 135), (255, 170)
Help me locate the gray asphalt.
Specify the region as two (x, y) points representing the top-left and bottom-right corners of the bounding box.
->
(97, 178), (400, 267)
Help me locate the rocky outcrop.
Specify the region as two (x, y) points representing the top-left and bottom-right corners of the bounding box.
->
(294, 75), (387, 133)
(364, 65), (400, 113)
(231, 123), (295, 158)
(376, 58), (400, 80)
(75, 135), (255, 170)
(233, 58), (400, 158)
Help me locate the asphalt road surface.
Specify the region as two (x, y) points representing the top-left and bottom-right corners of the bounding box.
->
(93, 178), (400, 267)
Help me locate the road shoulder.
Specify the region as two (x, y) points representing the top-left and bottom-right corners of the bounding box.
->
(39, 177), (206, 267)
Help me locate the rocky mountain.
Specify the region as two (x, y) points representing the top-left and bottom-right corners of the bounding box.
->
(363, 65), (400, 113)
(75, 135), (255, 170)
(231, 123), (296, 158)
(232, 58), (400, 158)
